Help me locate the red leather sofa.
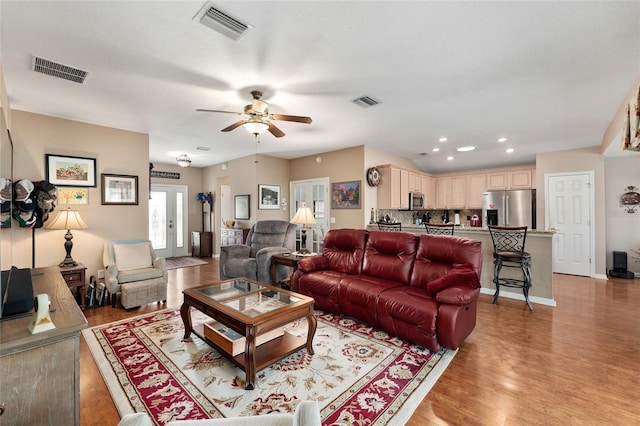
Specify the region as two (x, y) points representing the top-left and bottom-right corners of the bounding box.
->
(291, 229), (483, 351)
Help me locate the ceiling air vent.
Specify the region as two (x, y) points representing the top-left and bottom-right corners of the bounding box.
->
(194, 3), (253, 41)
(32, 56), (88, 84)
(196, 146), (211, 151)
(352, 95), (381, 108)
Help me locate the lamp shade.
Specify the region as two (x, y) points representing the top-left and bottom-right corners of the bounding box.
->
(45, 208), (88, 230)
(291, 206), (317, 226)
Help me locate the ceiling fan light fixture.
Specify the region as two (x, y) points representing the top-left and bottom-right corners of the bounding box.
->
(177, 154), (192, 167)
(244, 120), (269, 135)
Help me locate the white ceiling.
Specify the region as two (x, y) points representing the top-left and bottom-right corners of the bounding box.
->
(1, 1), (639, 173)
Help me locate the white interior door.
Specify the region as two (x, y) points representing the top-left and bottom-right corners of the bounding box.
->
(546, 172), (593, 276)
(149, 184), (188, 258)
(291, 178), (329, 254)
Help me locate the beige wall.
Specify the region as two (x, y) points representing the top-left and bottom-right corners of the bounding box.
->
(536, 147), (606, 275)
(6, 110), (150, 278)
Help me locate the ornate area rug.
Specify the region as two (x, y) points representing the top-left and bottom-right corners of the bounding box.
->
(83, 308), (456, 425)
(165, 257), (208, 270)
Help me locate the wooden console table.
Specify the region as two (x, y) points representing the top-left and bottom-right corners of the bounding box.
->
(0, 266), (88, 425)
(59, 262), (87, 308)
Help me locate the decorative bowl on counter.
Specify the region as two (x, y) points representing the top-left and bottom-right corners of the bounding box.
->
(224, 220), (235, 228)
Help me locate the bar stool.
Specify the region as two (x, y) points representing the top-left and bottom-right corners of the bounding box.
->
(425, 223), (454, 235)
(377, 222), (402, 231)
(488, 225), (533, 311)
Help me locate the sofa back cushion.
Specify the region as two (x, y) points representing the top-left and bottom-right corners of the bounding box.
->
(322, 229), (368, 275)
(410, 234), (482, 288)
(248, 220), (296, 257)
(362, 231), (418, 284)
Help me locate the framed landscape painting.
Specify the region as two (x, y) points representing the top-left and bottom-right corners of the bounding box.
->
(331, 180), (361, 209)
(258, 184), (280, 209)
(46, 154), (97, 187)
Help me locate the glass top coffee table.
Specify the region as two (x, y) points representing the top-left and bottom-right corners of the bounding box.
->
(181, 277), (316, 390)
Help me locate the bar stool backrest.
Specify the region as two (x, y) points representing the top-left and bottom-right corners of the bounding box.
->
(488, 225), (528, 257)
(377, 222), (402, 232)
(425, 223), (455, 235)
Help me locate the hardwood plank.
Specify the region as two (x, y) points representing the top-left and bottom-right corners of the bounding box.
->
(79, 260), (640, 425)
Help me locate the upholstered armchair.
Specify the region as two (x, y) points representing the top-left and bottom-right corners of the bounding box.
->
(219, 220), (296, 285)
(103, 240), (168, 308)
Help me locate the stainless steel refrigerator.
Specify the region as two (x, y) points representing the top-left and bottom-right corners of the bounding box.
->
(482, 189), (536, 228)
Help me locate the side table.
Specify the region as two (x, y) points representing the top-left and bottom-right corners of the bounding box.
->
(59, 262), (87, 308)
(270, 253), (302, 289)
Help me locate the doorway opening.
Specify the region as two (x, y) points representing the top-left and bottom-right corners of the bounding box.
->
(149, 184), (188, 258)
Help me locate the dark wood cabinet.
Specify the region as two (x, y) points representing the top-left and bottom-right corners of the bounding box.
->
(192, 231), (213, 257)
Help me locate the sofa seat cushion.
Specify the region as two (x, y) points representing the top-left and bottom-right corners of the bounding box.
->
(296, 270), (344, 313)
(118, 267), (164, 284)
(222, 258), (258, 281)
(377, 287), (440, 352)
(338, 275), (405, 327)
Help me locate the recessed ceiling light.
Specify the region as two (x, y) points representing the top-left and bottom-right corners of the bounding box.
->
(506, 148), (514, 153)
(456, 146), (476, 152)
(447, 156), (454, 161)
(439, 137), (448, 142)
(432, 147), (440, 152)
(497, 137), (507, 143)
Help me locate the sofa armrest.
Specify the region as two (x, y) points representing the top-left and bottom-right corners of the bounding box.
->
(220, 245), (251, 261)
(297, 255), (329, 273)
(153, 257), (166, 270)
(436, 286), (480, 306)
(255, 247), (291, 283)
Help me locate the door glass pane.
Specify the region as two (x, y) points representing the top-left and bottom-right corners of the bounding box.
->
(176, 192), (184, 247)
(149, 191), (167, 249)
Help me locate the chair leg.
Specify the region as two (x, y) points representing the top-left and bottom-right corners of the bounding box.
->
(111, 293), (117, 308)
(522, 262), (533, 311)
(492, 260), (501, 304)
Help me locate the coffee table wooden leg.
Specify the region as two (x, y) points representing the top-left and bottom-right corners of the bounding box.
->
(180, 303), (192, 339)
(244, 330), (257, 390)
(306, 312), (317, 355)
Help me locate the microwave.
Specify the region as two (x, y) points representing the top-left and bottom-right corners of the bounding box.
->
(408, 192), (424, 210)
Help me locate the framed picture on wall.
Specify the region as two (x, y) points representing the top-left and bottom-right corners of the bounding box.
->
(46, 154), (97, 187)
(101, 173), (139, 205)
(258, 184), (280, 209)
(57, 187), (89, 205)
(235, 194), (250, 220)
(331, 180), (361, 209)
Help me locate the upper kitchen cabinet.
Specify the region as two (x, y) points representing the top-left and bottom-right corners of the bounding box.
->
(377, 166), (409, 209)
(466, 174), (486, 208)
(486, 167), (535, 190)
(408, 172), (422, 193)
(422, 175), (436, 208)
(436, 177), (450, 209)
(449, 176), (467, 208)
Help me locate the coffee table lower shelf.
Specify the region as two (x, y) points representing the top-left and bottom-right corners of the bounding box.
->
(192, 323), (308, 386)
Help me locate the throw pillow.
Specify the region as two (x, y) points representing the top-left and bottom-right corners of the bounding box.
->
(113, 242), (153, 271)
(426, 263), (480, 295)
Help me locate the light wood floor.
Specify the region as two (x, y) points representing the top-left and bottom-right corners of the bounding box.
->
(80, 259), (640, 425)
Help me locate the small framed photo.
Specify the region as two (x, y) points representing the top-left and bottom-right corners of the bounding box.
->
(101, 174), (138, 205)
(234, 194), (250, 220)
(258, 184), (280, 209)
(331, 180), (361, 209)
(46, 154), (97, 187)
(57, 187), (89, 205)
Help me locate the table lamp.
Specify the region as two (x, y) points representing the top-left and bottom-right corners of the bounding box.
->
(45, 207), (88, 267)
(290, 205), (317, 254)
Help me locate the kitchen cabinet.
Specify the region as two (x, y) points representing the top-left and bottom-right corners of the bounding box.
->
(377, 166), (409, 209)
(436, 177), (450, 209)
(509, 169), (533, 189)
(408, 172), (422, 193)
(466, 174), (486, 208)
(450, 175), (467, 208)
(487, 168), (534, 190)
(422, 175), (436, 208)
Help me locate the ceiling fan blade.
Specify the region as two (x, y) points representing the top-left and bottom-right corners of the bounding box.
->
(196, 109), (244, 115)
(270, 114), (312, 124)
(221, 120), (246, 132)
(268, 122), (286, 138)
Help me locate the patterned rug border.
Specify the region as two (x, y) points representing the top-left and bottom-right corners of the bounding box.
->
(82, 307), (457, 425)
(165, 257), (208, 270)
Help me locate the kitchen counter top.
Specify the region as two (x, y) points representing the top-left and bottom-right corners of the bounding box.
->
(395, 224), (555, 235)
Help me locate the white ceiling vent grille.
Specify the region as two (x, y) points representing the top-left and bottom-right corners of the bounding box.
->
(32, 56), (88, 84)
(194, 3), (253, 41)
(196, 146), (211, 151)
(352, 95), (381, 108)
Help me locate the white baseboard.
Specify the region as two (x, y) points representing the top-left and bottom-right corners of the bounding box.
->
(480, 287), (557, 307)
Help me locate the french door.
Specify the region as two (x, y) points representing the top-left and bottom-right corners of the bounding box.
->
(149, 184), (188, 258)
(290, 178), (329, 254)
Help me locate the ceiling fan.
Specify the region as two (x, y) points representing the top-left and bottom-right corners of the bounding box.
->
(196, 90), (312, 138)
